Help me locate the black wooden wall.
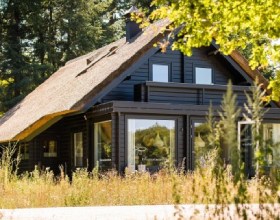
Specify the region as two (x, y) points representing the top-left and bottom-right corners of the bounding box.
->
(102, 46), (247, 103)
(27, 114), (88, 174)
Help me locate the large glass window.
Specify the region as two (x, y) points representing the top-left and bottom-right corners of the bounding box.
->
(152, 64), (169, 82)
(194, 122), (211, 167)
(94, 121), (112, 170)
(194, 122), (229, 168)
(238, 122), (280, 176)
(262, 123), (280, 167)
(128, 119), (175, 172)
(74, 132), (83, 167)
(195, 67), (212, 84)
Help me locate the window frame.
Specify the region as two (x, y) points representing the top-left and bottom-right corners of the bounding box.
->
(149, 62), (171, 83)
(194, 66), (213, 85)
(125, 114), (178, 172)
(191, 117), (226, 169)
(94, 120), (113, 170)
(191, 118), (207, 169)
(261, 122), (280, 168)
(42, 139), (58, 158)
(73, 131), (83, 167)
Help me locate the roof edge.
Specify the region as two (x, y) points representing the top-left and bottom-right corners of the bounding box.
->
(230, 50), (280, 107)
(0, 110), (77, 143)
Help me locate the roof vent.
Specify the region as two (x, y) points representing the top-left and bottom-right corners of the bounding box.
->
(124, 6), (142, 42)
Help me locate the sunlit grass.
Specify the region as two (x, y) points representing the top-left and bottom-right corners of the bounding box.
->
(0, 164), (279, 209)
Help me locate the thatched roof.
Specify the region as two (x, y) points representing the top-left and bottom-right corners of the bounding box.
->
(0, 19), (273, 142)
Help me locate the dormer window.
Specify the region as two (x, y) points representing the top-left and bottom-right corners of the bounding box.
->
(152, 64), (169, 82)
(195, 67), (212, 84)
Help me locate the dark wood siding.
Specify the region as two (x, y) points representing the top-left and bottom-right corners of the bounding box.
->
(118, 113), (126, 171)
(17, 140), (35, 172)
(136, 82), (250, 106)
(58, 114), (88, 172)
(184, 47), (246, 85)
(102, 46), (248, 104)
(149, 48), (183, 83)
(102, 47), (182, 103)
(101, 61), (149, 103)
(33, 114), (88, 173)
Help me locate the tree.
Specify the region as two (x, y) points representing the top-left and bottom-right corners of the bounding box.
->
(144, 0), (280, 99)
(0, 0), (118, 112)
(0, 0), (34, 110)
(0, 0), (152, 113)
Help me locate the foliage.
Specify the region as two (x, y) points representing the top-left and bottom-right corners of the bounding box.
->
(219, 81), (241, 178)
(0, 0), (151, 113)
(244, 80), (267, 177)
(144, 0), (280, 100)
(0, 142), (20, 189)
(0, 159), (280, 219)
(268, 69), (280, 101)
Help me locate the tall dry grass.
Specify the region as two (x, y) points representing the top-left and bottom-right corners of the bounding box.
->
(0, 161), (279, 209)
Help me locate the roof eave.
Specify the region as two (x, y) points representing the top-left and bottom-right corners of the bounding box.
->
(230, 50), (280, 107)
(0, 110), (77, 143)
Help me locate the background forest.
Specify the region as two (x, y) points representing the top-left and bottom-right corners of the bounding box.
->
(0, 0), (151, 115)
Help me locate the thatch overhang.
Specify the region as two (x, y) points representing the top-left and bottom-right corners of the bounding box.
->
(0, 20), (169, 142)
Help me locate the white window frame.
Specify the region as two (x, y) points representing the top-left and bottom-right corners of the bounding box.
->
(127, 118), (176, 171)
(94, 120), (112, 168)
(195, 67), (212, 84)
(152, 64), (169, 82)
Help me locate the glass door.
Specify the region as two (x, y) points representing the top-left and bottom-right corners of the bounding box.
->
(94, 121), (112, 170)
(238, 121), (254, 177)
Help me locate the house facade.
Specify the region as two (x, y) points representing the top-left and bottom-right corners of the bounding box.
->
(0, 14), (280, 176)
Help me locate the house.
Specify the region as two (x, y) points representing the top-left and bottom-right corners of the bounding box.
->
(0, 9), (280, 176)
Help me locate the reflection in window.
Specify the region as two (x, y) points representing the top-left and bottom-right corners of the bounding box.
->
(194, 122), (211, 167)
(195, 67), (212, 84)
(128, 119), (175, 172)
(194, 122), (229, 168)
(74, 132), (83, 167)
(94, 121), (112, 170)
(262, 124), (280, 167)
(20, 143), (29, 160)
(43, 140), (57, 157)
(152, 64), (169, 82)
